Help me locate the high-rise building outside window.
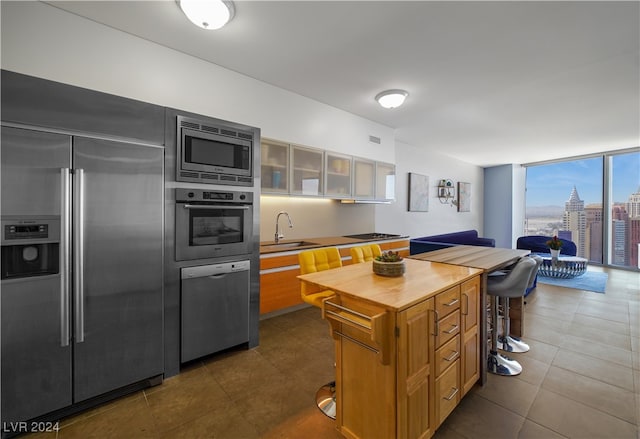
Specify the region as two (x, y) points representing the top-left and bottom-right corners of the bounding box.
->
(525, 149), (640, 270)
(613, 151), (640, 269)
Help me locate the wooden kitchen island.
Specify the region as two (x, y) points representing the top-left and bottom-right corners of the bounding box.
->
(298, 259), (482, 439)
(409, 245), (530, 385)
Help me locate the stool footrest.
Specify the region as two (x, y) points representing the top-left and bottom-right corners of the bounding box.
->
(315, 381), (336, 419)
(488, 352), (522, 376)
(499, 335), (530, 353)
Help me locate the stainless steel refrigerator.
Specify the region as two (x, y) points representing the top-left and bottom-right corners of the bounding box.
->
(1, 126), (164, 424)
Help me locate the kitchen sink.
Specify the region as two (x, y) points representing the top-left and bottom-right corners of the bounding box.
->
(260, 241), (319, 250)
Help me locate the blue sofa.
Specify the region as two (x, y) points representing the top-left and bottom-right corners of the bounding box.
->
(516, 235), (577, 256)
(410, 230), (495, 255)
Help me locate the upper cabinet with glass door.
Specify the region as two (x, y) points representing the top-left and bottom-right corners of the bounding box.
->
(325, 152), (352, 198)
(261, 139), (290, 194)
(353, 158), (376, 200)
(291, 144), (324, 196)
(260, 137), (395, 202)
(376, 162), (396, 201)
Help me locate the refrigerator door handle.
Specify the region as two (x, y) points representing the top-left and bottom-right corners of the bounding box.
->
(60, 168), (71, 347)
(73, 168), (85, 343)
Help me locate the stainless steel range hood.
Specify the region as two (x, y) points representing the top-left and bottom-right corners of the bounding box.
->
(339, 199), (392, 204)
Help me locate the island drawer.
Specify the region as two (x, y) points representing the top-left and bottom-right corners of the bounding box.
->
(435, 334), (460, 376)
(435, 285), (461, 317)
(435, 309), (460, 348)
(323, 296), (391, 365)
(435, 360), (460, 427)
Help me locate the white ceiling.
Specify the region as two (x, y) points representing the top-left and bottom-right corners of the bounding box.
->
(46, 1), (639, 167)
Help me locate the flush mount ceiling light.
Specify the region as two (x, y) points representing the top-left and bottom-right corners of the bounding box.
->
(178, 0), (235, 30)
(375, 89), (409, 109)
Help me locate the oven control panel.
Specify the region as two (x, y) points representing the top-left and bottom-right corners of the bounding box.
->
(176, 188), (253, 204)
(203, 191), (234, 201)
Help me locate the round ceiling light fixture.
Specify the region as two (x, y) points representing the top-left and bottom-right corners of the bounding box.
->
(375, 89), (409, 109)
(178, 0), (235, 30)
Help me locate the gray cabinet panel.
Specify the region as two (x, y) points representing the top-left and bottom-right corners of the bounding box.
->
(1, 70), (165, 145)
(1, 126), (73, 423)
(1, 126), (71, 216)
(72, 137), (164, 402)
(1, 276), (73, 423)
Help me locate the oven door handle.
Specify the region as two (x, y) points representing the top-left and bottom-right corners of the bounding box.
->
(183, 204), (250, 210)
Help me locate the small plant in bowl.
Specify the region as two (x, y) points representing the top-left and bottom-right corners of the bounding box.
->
(545, 236), (563, 250)
(373, 251), (405, 277)
(375, 250), (404, 263)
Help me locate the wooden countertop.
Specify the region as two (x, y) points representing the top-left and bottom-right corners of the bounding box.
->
(297, 258), (481, 311)
(260, 235), (409, 255)
(409, 245), (530, 272)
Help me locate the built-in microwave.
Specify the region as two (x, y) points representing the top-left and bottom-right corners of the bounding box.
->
(176, 115), (254, 186)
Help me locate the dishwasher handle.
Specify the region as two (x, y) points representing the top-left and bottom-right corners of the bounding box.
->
(181, 260), (250, 279)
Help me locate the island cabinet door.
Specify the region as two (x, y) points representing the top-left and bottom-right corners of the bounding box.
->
(460, 276), (481, 396)
(397, 298), (435, 439)
(330, 296), (396, 439)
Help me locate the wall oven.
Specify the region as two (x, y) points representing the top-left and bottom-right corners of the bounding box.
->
(176, 115), (254, 186)
(175, 188), (253, 261)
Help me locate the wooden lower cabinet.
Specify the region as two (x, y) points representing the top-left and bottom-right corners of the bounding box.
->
(432, 285), (461, 429)
(397, 298), (434, 439)
(326, 275), (481, 439)
(259, 239), (409, 314)
(460, 276), (480, 396)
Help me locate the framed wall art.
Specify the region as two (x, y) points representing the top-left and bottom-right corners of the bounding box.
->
(408, 173), (429, 212)
(457, 182), (471, 212)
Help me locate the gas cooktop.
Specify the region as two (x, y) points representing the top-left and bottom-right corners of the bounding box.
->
(342, 233), (401, 240)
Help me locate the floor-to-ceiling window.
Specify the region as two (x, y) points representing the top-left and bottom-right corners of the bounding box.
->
(524, 148), (640, 270)
(610, 151), (640, 269)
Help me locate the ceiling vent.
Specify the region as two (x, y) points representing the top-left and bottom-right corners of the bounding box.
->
(369, 135), (381, 144)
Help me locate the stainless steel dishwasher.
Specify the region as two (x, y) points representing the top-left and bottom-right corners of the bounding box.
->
(181, 260), (250, 363)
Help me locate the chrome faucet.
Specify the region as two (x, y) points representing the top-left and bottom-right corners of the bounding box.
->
(274, 211), (293, 243)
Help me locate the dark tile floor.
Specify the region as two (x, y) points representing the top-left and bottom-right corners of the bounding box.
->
(26, 267), (638, 438)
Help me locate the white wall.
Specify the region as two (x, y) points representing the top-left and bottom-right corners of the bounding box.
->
(375, 141), (484, 239)
(1, 1), (485, 240)
(0, 1), (395, 162)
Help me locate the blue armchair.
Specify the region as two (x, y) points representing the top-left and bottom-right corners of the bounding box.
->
(516, 235), (577, 295)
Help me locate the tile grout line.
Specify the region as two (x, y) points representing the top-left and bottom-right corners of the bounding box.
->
(534, 383), (638, 428)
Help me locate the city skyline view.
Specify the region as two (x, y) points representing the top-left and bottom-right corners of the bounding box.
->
(526, 152), (640, 206)
(524, 150), (640, 269)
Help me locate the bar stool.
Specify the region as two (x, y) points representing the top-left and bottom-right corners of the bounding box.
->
(498, 255), (542, 353)
(299, 247), (342, 419)
(487, 257), (537, 376)
(349, 243), (382, 264)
